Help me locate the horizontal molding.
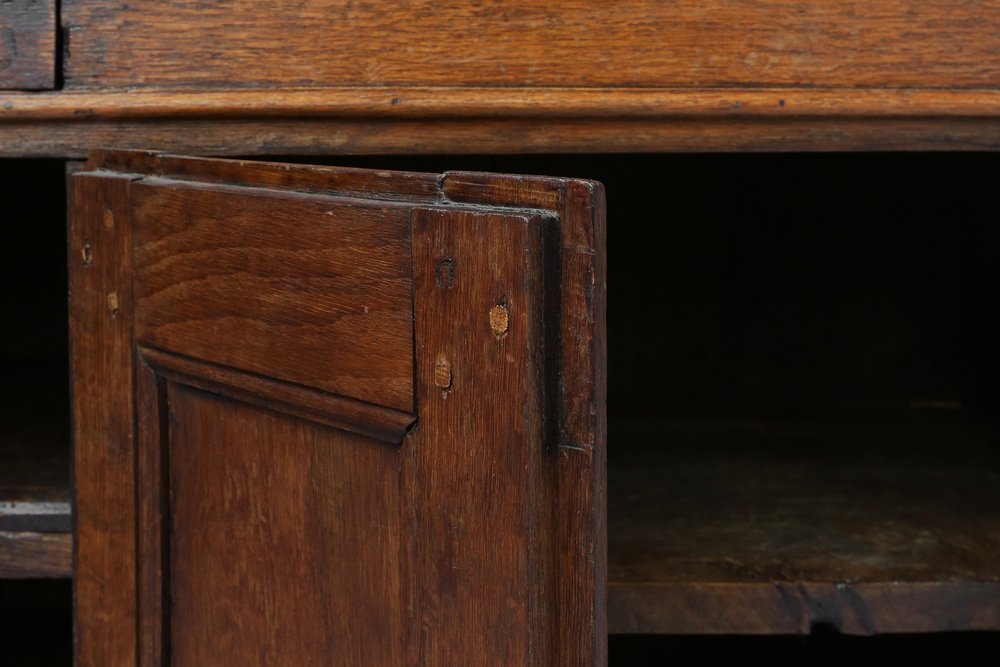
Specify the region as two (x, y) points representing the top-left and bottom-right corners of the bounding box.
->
(5, 87), (1000, 121)
(140, 347), (416, 445)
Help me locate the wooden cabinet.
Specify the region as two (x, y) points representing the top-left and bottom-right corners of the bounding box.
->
(59, 150), (1000, 665)
(69, 151), (605, 665)
(2, 2), (1000, 664)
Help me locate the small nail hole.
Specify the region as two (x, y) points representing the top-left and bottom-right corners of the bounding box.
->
(436, 258), (455, 289)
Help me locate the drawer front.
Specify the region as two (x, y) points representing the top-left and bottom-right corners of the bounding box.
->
(0, 0), (55, 90)
(61, 1), (1000, 89)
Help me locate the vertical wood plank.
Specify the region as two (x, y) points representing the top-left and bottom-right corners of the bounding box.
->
(441, 173), (608, 665)
(70, 172), (138, 667)
(136, 361), (168, 667)
(555, 180), (608, 667)
(408, 207), (555, 666)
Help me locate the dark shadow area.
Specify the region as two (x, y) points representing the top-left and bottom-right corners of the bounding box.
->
(610, 631), (1000, 666)
(0, 579), (73, 665)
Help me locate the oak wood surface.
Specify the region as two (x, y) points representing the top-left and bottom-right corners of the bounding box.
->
(10, 88), (1000, 120)
(5, 2), (1000, 153)
(7, 115), (1000, 158)
(0, 0), (55, 90)
(140, 346), (416, 444)
(608, 417), (1000, 635)
(165, 385), (406, 666)
(132, 179), (415, 412)
(409, 206), (554, 664)
(59, 1), (1000, 90)
(73, 152), (606, 666)
(70, 171), (138, 666)
(441, 171), (608, 664)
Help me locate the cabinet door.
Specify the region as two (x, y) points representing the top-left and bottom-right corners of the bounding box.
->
(70, 151), (606, 666)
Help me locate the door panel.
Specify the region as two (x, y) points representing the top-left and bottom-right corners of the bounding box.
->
(168, 385), (404, 666)
(132, 180), (415, 412)
(71, 150), (606, 666)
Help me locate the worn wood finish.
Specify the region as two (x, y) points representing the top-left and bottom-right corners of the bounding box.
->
(0, 532), (72, 578)
(165, 384), (406, 666)
(408, 206), (554, 664)
(608, 418), (1000, 635)
(60, 1), (1000, 89)
(132, 179), (415, 412)
(441, 172), (608, 664)
(73, 152), (606, 666)
(92, 115), (1000, 156)
(140, 346), (416, 444)
(0, 0), (55, 90)
(12, 88), (1000, 120)
(8, 115), (1000, 158)
(70, 171), (137, 667)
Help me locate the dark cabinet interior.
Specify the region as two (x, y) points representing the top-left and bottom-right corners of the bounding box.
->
(2, 154), (1000, 663)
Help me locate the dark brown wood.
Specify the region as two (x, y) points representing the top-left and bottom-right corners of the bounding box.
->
(136, 360), (167, 667)
(0, 0), (55, 90)
(58, 1), (1000, 89)
(72, 152), (606, 666)
(70, 171), (138, 667)
(408, 206), (554, 664)
(165, 384), (407, 666)
(131, 178), (415, 412)
(140, 346), (416, 444)
(0, 532), (72, 578)
(10, 115), (1000, 158)
(608, 417), (1000, 635)
(441, 172), (608, 664)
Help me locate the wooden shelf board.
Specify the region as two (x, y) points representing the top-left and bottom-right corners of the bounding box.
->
(0, 532), (72, 579)
(0, 415), (71, 579)
(608, 416), (1000, 635)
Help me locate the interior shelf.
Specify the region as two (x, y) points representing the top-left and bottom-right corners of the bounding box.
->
(608, 414), (1000, 636)
(0, 159), (72, 580)
(0, 416), (72, 579)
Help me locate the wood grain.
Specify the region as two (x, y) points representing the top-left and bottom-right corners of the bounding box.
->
(87, 149), (443, 201)
(59, 1), (1000, 89)
(166, 384), (405, 666)
(140, 346), (416, 444)
(8, 115), (1000, 158)
(441, 172), (608, 664)
(73, 152), (606, 665)
(0, 532), (71, 578)
(132, 179), (415, 412)
(69, 171), (138, 667)
(11, 88), (1000, 120)
(409, 206), (555, 665)
(608, 418), (1000, 635)
(135, 361), (167, 667)
(0, 0), (55, 90)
